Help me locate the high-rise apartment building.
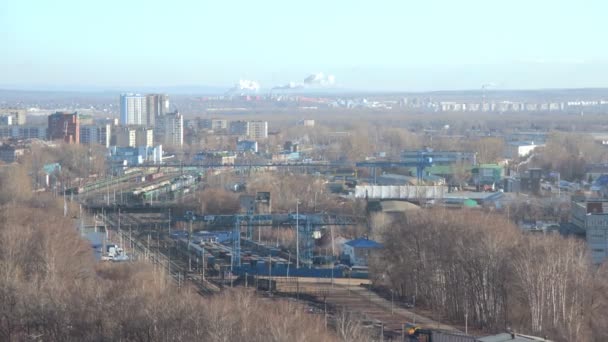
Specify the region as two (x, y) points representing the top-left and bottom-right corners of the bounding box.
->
(48, 112), (79, 143)
(0, 109), (26, 125)
(80, 124), (112, 147)
(248, 121), (268, 139)
(163, 111), (183, 147)
(0, 126), (46, 140)
(114, 127), (136, 147)
(228, 120), (268, 139)
(113, 126), (153, 147)
(120, 93), (170, 127)
(0, 116), (13, 126)
(199, 118), (228, 131)
(120, 94), (147, 126)
(135, 127), (154, 147)
(229, 120), (249, 136)
(146, 94), (169, 127)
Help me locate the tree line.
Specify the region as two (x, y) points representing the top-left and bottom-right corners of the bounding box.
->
(369, 209), (607, 341)
(0, 180), (369, 341)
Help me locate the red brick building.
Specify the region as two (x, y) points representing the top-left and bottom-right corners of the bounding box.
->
(48, 112), (79, 144)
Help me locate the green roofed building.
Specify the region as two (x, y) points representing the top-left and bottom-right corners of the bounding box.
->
(472, 164), (504, 186)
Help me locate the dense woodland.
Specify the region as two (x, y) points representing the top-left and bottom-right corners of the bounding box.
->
(2, 113), (608, 340)
(369, 209), (608, 342)
(0, 169), (373, 342)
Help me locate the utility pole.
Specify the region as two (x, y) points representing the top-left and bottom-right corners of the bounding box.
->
(202, 246), (205, 281)
(296, 199), (299, 268)
(188, 219), (193, 271)
(465, 300), (469, 335)
(268, 252), (272, 295)
(287, 251), (291, 278)
(557, 172), (562, 199)
(391, 289), (394, 315)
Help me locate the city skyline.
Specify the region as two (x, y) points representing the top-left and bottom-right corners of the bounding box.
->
(2, 0), (608, 92)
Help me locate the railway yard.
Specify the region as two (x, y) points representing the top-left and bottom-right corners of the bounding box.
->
(68, 159), (481, 340)
(93, 209), (461, 340)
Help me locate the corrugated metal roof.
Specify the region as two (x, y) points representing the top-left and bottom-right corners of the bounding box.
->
(344, 238), (382, 248)
(477, 333), (549, 342)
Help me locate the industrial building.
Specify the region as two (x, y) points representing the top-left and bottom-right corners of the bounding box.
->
(472, 164), (504, 187)
(401, 150), (478, 166)
(48, 111), (79, 144)
(342, 238), (382, 266)
(570, 196), (608, 264)
(505, 141), (544, 159)
(236, 140), (258, 153)
(108, 145), (163, 165)
(194, 151), (236, 165)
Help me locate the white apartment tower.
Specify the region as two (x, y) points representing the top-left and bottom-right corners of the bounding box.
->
(120, 94), (147, 126)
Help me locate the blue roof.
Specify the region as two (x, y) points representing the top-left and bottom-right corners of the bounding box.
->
(345, 238), (382, 248)
(594, 174), (608, 186)
(42, 163), (61, 175)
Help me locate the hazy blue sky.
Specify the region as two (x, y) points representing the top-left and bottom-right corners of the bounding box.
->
(1, 0), (607, 91)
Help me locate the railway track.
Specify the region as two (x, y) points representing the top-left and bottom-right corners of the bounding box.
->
(99, 212), (220, 295)
(97, 211), (460, 340)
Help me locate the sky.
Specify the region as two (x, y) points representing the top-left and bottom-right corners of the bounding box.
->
(1, 0), (608, 92)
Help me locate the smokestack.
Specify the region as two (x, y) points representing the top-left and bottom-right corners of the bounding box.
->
(227, 79), (261, 93)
